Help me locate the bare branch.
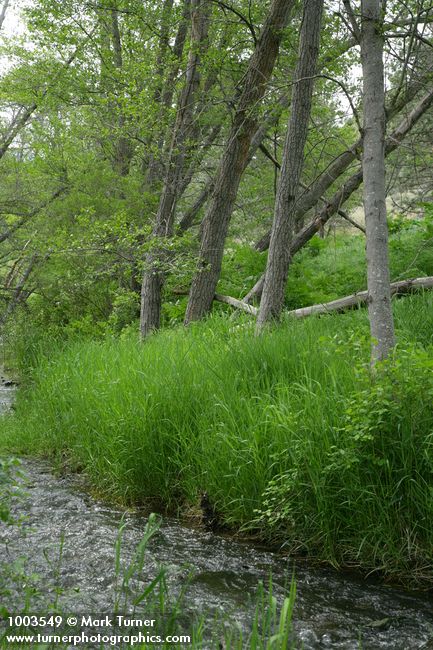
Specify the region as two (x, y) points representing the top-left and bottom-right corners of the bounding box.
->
(342, 0), (361, 42)
(0, 0), (10, 32)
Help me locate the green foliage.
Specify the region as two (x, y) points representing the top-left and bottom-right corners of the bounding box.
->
(219, 220), (433, 310)
(108, 290), (140, 333)
(1, 0), (433, 596)
(2, 294), (433, 583)
(255, 345), (433, 575)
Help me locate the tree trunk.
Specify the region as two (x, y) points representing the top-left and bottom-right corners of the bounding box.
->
(0, 0), (10, 32)
(177, 36), (358, 239)
(184, 0), (295, 325)
(361, 0), (395, 363)
(178, 91), (292, 233)
(110, 8), (133, 177)
(97, 5), (133, 178)
(0, 256), (38, 326)
(256, 0), (324, 331)
(140, 0), (211, 338)
(145, 0), (191, 186)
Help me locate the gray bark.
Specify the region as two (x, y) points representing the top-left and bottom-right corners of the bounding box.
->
(110, 8), (133, 177)
(361, 0), (395, 363)
(97, 5), (133, 178)
(0, 0), (10, 32)
(0, 256), (37, 326)
(153, 0), (175, 104)
(256, 0), (324, 331)
(177, 180), (214, 232)
(140, 0), (211, 338)
(184, 0), (295, 325)
(145, 0), (191, 185)
(253, 66), (433, 254)
(178, 92), (292, 233)
(177, 36), (359, 237)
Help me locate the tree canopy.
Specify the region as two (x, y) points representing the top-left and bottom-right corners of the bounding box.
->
(0, 0), (431, 342)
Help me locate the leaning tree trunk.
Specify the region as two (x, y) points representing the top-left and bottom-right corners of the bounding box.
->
(140, 0), (210, 338)
(0, 0), (10, 32)
(215, 276), (433, 318)
(256, 0), (324, 332)
(251, 65), (432, 258)
(184, 0), (295, 325)
(110, 7), (133, 177)
(145, 0), (191, 186)
(361, 0), (395, 363)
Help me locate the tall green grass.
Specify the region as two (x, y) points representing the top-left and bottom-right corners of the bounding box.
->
(1, 293), (433, 584)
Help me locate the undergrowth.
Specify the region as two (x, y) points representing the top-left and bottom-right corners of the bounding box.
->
(219, 216), (433, 308)
(1, 292), (433, 584)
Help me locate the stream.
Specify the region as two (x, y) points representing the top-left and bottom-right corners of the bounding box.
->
(1, 380), (433, 649)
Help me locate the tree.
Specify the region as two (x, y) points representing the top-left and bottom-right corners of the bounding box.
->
(256, 0), (324, 331)
(0, 0), (9, 32)
(243, 78), (433, 304)
(0, 0), (431, 336)
(360, 0), (395, 362)
(140, 0), (211, 337)
(184, 0), (296, 324)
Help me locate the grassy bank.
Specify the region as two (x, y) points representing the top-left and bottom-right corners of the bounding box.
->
(1, 291), (433, 585)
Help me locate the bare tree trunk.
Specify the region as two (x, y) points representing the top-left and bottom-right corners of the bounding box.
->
(361, 0), (395, 363)
(153, 0), (175, 103)
(177, 180), (214, 232)
(177, 91), (292, 233)
(184, 0), (295, 324)
(253, 66), (433, 254)
(140, 0), (211, 337)
(145, 0), (191, 185)
(177, 36), (358, 238)
(256, 0), (324, 331)
(110, 7), (133, 177)
(97, 5), (133, 177)
(0, 0), (10, 32)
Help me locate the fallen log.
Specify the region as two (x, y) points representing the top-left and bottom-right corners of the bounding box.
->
(214, 276), (433, 319)
(214, 293), (258, 315)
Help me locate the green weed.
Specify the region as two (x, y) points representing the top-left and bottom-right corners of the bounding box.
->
(1, 294), (433, 583)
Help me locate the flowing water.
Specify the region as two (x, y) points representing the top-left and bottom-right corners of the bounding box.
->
(1, 380), (433, 649)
